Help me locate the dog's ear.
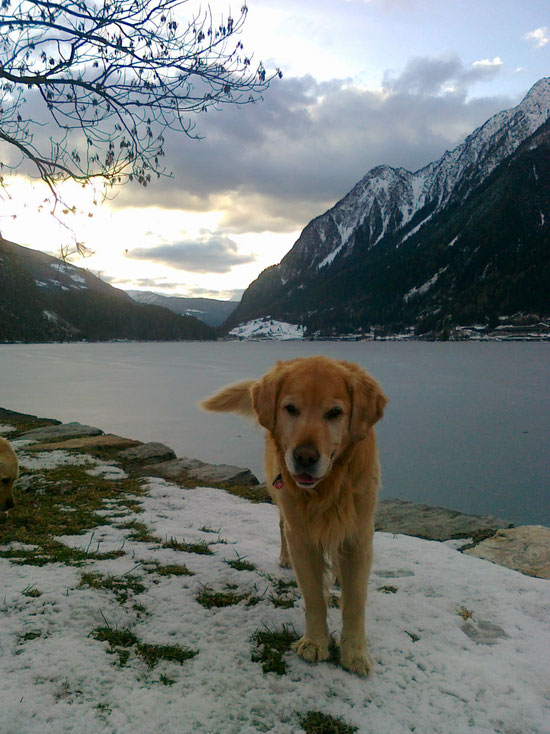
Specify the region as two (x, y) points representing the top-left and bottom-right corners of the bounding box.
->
(344, 364), (387, 442)
(251, 363), (285, 431)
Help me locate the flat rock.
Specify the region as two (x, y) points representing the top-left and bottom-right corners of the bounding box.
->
(0, 407), (60, 428)
(118, 442), (177, 465)
(17, 422), (104, 442)
(375, 498), (511, 542)
(464, 525), (550, 579)
(142, 457), (259, 487)
(25, 434), (142, 452)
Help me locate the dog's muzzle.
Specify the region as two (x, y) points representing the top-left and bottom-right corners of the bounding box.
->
(291, 444), (323, 487)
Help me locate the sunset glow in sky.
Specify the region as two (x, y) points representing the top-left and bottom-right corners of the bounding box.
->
(1, 0), (548, 300)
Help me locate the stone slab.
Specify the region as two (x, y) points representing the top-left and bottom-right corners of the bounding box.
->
(18, 422), (104, 442)
(118, 442), (177, 465)
(375, 498), (511, 542)
(464, 525), (550, 579)
(142, 456), (259, 487)
(0, 407), (61, 428)
(25, 434), (142, 452)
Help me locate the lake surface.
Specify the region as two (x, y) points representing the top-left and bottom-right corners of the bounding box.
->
(0, 341), (548, 526)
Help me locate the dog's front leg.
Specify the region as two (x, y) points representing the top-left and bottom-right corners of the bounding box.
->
(278, 515), (291, 568)
(338, 529), (374, 676)
(284, 525), (329, 663)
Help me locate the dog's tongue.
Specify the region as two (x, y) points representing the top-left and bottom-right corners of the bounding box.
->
(296, 473), (316, 485)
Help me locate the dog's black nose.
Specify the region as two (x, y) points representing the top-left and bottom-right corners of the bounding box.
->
(2, 497), (14, 511)
(293, 445), (320, 469)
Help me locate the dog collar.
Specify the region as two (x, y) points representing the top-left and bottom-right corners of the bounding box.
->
(272, 473), (284, 489)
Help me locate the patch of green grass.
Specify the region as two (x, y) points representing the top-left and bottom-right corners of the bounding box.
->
(225, 553), (257, 572)
(91, 625), (197, 669)
(265, 574), (298, 591)
(136, 642), (197, 669)
(251, 625), (300, 675)
(0, 543), (125, 567)
(217, 483), (272, 504)
(79, 571), (145, 604)
(91, 625), (139, 666)
(0, 463), (144, 567)
(262, 574), (299, 609)
(22, 586), (42, 598)
(119, 520), (159, 544)
(144, 562), (194, 577)
(162, 537), (214, 555)
(118, 499), (144, 514)
(92, 626), (139, 648)
(378, 585), (398, 594)
(196, 584), (250, 608)
(269, 594), (296, 609)
(19, 630), (44, 642)
(159, 674), (176, 686)
(199, 525), (221, 534)
(298, 711), (358, 734)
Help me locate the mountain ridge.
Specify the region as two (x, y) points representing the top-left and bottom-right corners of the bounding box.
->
(126, 290), (237, 327)
(0, 238), (215, 342)
(225, 78), (550, 337)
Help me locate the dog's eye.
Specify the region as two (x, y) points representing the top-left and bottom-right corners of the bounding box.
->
(325, 407), (343, 421)
(1, 477), (10, 485)
(284, 404), (299, 416)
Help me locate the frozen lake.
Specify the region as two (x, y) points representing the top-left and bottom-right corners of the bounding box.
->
(0, 340), (548, 526)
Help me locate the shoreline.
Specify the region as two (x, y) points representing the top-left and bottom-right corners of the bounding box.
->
(2, 405), (548, 579)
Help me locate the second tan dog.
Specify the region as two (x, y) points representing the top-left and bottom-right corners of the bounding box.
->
(0, 436), (18, 513)
(201, 355), (387, 675)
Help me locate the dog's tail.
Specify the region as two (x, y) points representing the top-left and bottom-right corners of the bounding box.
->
(200, 380), (256, 419)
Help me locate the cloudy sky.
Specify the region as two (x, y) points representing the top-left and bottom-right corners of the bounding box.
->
(1, 0), (549, 301)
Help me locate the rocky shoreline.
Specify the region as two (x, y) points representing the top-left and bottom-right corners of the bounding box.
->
(2, 406), (549, 579)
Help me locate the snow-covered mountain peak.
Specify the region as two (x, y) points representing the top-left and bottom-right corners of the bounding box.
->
(277, 77), (550, 279)
(521, 76), (550, 111)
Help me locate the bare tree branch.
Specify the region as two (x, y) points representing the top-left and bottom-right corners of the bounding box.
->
(0, 0), (281, 196)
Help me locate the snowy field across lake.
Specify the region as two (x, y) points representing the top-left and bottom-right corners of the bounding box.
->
(0, 340), (549, 526)
(0, 445), (549, 734)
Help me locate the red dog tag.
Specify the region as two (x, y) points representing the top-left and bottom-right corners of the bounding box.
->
(272, 473), (284, 489)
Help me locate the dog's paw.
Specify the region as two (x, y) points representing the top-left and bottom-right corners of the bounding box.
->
(278, 555), (292, 569)
(292, 636), (329, 663)
(340, 640), (374, 676)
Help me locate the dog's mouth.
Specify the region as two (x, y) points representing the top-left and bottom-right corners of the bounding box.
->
(293, 472), (320, 487)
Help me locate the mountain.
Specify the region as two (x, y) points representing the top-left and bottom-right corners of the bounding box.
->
(0, 239), (215, 342)
(126, 290), (237, 327)
(225, 78), (550, 338)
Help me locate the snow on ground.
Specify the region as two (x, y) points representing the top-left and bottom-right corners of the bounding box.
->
(0, 459), (549, 733)
(16, 450), (105, 471)
(229, 319), (305, 340)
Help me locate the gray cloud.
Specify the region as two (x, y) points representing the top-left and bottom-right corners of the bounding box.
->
(383, 55), (504, 96)
(2, 54), (522, 238)
(126, 235), (255, 273)
(110, 62), (514, 231)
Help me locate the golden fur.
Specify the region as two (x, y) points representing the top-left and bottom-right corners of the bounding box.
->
(201, 355), (387, 675)
(0, 436), (18, 513)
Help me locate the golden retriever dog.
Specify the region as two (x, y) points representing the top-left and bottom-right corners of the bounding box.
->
(201, 355), (387, 675)
(0, 436), (18, 513)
